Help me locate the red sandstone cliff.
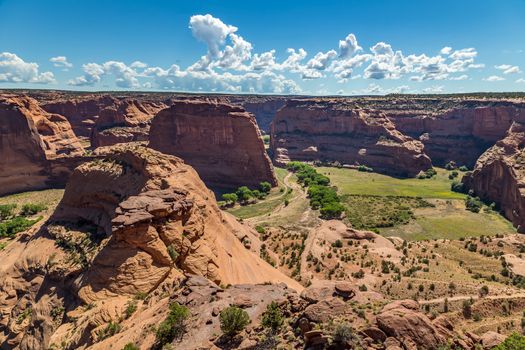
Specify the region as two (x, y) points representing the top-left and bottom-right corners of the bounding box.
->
(149, 100), (277, 189)
(0, 95), (84, 195)
(463, 122), (525, 232)
(90, 99), (166, 147)
(271, 99), (432, 177)
(388, 102), (525, 167)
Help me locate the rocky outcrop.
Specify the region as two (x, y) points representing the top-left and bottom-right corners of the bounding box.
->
(0, 143), (299, 349)
(149, 100), (277, 189)
(463, 122), (525, 232)
(0, 95), (84, 195)
(90, 99), (166, 147)
(271, 99), (432, 177)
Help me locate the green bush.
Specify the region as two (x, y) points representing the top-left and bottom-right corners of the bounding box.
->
(458, 165), (469, 172)
(123, 344), (140, 350)
(235, 186), (254, 204)
(156, 302), (189, 345)
(357, 165), (373, 173)
(494, 333), (525, 350)
(97, 321), (121, 340)
(0, 204), (16, 220)
(261, 302), (283, 332)
(451, 181), (466, 193)
(222, 193), (238, 205)
(445, 161), (457, 170)
(465, 196), (483, 213)
(20, 203), (47, 216)
(219, 306), (250, 337)
(259, 181), (272, 194)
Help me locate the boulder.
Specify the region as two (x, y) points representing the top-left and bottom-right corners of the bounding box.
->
(480, 331), (506, 349)
(375, 300), (449, 349)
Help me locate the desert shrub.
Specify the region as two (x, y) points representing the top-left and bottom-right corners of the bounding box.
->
(357, 165), (373, 173)
(255, 225), (266, 234)
(479, 285), (489, 297)
(332, 240), (343, 248)
(261, 302), (283, 332)
(352, 269), (365, 279)
(167, 244), (179, 263)
(97, 321), (121, 340)
(219, 306), (250, 337)
(458, 166), (469, 172)
(451, 181), (467, 193)
(20, 203), (47, 216)
(445, 161), (457, 170)
(0, 204), (16, 220)
(493, 333), (525, 350)
(462, 299), (472, 318)
(123, 344), (140, 350)
(332, 322), (361, 344)
(465, 196), (483, 213)
(125, 300), (137, 319)
(156, 302), (189, 345)
(259, 181), (272, 194)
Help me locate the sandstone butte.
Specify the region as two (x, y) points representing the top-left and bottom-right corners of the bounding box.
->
(149, 100), (277, 189)
(0, 94), (84, 196)
(463, 122), (525, 233)
(0, 143), (301, 349)
(271, 98), (432, 177)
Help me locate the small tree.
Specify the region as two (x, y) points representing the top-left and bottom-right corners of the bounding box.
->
(219, 306), (250, 337)
(462, 299), (472, 318)
(222, 193), (238, 205)
(479, 285), (489, 297)
(261, 302), (283, 332)
(156, 302), (189, 345)
(236, 186), (254, 204)
(259, 181), (272, 194)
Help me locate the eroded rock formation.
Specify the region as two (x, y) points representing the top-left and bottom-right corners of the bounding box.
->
(463, 122), (525, 232)
(271, 99), (432, 177)
(149, 100), (277, 189)
(0, 95), (84, 195)
(90, 99), (166, 147)
(0, 143), (298, 349)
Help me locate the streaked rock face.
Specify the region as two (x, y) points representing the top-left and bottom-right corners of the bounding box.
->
(464, 122), (525, 232)
(271, 99), (432, 177)
(149, 100), (277, 189)
(0, 95), (84, 195)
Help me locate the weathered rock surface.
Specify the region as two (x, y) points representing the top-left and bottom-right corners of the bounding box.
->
(271, 99), (432, 177)
(463, 122), (525, 232)
(0, 95), (84, 195)
(90, 99), (166, 147)
(149, 100), (277, 189)
(0, 143), (301, 349)
(388, 102), (525, 167)
(375, 299), (450, 349)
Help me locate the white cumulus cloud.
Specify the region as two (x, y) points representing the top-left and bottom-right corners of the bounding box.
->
(0, 52), (55, 84)
(50, 56), (73, 70)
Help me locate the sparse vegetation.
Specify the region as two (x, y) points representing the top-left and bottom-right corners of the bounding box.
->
(219, 306), (250, 337)
(20, 203), (47, 216)
(261, 302), (283, 332)
(155, 302), (189, 345)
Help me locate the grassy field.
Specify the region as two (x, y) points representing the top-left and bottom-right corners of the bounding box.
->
(379, 199), (516, 240)
(227, 167), (294, 219)
(0, 189), (64, 215)
(317, 167), (465, 199)
(318, 166), (516, 240)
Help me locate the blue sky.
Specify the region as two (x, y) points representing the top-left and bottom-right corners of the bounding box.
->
(1, 0), (524, 95)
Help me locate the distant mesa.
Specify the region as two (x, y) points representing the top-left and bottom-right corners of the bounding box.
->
(271, 98), (432, 177)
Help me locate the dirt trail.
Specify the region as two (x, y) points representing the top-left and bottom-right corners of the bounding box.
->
(419, 292), (525, 305)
